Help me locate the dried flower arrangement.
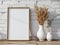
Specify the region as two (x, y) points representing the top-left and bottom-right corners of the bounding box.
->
(34, 4), (48, 25)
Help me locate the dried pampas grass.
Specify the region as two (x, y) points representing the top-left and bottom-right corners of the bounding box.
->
(34, 4), (48, 25)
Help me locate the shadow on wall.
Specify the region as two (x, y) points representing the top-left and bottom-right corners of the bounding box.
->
(48, 11), (60, 39)
(30, 19), (39, 38)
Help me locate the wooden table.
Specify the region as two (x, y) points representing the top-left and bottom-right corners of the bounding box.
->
(0, 40), (60, 45)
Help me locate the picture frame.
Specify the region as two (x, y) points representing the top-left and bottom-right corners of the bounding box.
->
(7, 7), (30, 40)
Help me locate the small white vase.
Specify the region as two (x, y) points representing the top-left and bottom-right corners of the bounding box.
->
(46, 32), (52, 41)
(37, 25), (46, 41)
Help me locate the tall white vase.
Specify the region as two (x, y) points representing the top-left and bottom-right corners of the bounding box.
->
(37, 25), (46, 41)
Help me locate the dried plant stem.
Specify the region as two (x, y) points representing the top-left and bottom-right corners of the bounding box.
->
(34, 4), (48, 25)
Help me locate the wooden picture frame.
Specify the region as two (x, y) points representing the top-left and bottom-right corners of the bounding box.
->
(7, 7), (30, 40)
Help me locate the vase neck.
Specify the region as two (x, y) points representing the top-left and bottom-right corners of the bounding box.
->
(38, 25), (44, 32)
(39, 25), (44, 28)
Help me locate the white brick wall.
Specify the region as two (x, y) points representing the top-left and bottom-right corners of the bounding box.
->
(0, 0), (60, 40)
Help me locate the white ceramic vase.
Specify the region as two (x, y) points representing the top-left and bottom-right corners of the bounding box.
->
(46, 32), (52, 41)
(37, 25), (46, 41)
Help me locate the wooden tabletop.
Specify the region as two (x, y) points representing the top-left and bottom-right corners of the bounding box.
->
(0, 40), (60, 44)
